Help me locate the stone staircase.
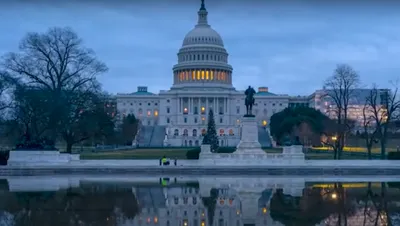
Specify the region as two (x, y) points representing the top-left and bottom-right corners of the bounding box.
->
(149, 126), (166, 147)
(137, 126), (154, 147)
(258, 126), (272, 148)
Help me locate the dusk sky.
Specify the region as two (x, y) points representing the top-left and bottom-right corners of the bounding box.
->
(1, 0), (399, 95)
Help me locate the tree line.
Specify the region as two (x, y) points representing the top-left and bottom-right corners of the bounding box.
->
(270, 64), (400, 160)
(0, 27), (138, 153)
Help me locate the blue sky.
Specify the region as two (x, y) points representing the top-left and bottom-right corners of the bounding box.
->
(0, 0), (399, 95)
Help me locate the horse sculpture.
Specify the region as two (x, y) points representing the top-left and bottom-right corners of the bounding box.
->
(244, 86), (256, 116)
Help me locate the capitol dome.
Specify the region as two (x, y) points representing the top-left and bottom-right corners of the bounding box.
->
(182, 26), (224, 47)
(172, 0), (233, 89)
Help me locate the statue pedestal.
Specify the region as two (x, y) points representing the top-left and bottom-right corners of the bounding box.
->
(235, 117), (266, 155)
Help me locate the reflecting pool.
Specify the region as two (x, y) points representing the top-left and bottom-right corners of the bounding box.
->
(0, 176), (399, 226)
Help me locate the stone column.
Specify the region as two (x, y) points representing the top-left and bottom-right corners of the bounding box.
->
(216, 97), (219, 115)
(198, 97), (201, 114)
(206, 97), (209, 113)
(189, 97), (192, 114)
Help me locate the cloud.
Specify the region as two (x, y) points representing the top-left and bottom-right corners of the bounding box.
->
(0, 1), (399, 95)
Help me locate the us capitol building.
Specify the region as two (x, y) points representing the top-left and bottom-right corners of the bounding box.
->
(115, 0), (384, 147)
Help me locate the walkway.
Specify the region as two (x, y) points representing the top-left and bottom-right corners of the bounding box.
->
(1, 160), (399, 176)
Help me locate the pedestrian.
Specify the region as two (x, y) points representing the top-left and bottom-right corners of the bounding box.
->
(174, 158), (177, 166)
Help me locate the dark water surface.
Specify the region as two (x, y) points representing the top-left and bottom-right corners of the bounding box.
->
(0, 176), (399, 226)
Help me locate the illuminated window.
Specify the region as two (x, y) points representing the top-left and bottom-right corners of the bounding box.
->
(219, 129), (224, 135)
(147, 110), (151, 116)
(201, 70), (205, 80)
(183, 129), (188, 136)
(197, 70), (200, 80)
(202, 117), (205, 121)
(183, 107), (188, 114)
(201, 107), (205, 113)
(192, 71), (196, 80)
(262, 207), (267, 214)
(229, 129), (234, 136)
(185, 71), (189, 80)
(154, 110), (158, 116)
(262, 120), (267, 126)
(201, 129), (206, 135)
(236, 119), (240, 124)
(206, 70), (209, 80)
(210, 71), (214, 80)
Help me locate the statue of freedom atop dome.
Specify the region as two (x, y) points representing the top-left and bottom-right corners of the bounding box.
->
(244, 86), (256, 117)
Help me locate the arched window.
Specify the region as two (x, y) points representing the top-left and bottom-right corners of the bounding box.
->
(195, 140), (199, 146)
(189, 140), (193, 146)
(184, 140), (188, 146)
(138, 108), (143, 115)
(219, 129), (225, 136)
(174, 129), (179, 136)
(229, 129), (234, 136)
(263, 109), (267, 114)
(206, 55), (208, 60)
(201, 129), (206, 135)
(184, 129), (188, 136)
(192, 129), (197, 137)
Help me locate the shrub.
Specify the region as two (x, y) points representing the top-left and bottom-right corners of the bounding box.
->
(0, 150), (10, 166)
(216, 147), (236, 153)
(186, 148), (201, 159)
(387, 152), (400, 160)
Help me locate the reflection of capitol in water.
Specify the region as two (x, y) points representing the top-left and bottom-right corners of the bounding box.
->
(127, 177), (301, 226)
(1, 176), (400, 226)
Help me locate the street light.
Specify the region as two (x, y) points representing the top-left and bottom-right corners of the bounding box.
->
(331, 136), (337, 141)
(331, 192), (338, 199)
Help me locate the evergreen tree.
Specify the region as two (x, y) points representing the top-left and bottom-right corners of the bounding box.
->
(202, 109), (219, 152)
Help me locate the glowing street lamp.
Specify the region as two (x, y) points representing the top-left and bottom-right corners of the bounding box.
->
(331, 136), (337, 141)
(331, 193), (337, 199)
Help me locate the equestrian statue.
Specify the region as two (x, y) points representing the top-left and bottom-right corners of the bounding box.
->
(244, 85), (256, 117)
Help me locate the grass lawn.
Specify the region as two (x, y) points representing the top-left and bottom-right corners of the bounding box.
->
(312, 146), (397, 153)
(80, 147), (375, 160)
(80, 149), (191, 160)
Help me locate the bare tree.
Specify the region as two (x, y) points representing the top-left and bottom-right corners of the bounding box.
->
(0, 72), (14, 116)
(367, 84), (400, 159)
(362, 91), (379, 160)
(324, 64), (360, 159)
(1, 27), (108, 145)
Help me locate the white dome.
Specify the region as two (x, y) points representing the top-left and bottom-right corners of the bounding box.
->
(182, 26), (224, 47)
(172, 0), (233, 89)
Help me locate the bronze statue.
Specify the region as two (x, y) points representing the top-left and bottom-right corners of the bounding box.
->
(244, 85), (256, 116)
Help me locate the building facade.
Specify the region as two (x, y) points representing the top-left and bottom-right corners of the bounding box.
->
(116, 1), (290, 147)
(115, 1), (388, 147)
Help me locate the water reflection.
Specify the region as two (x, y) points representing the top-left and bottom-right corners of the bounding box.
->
(0, 177), (399, 226)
